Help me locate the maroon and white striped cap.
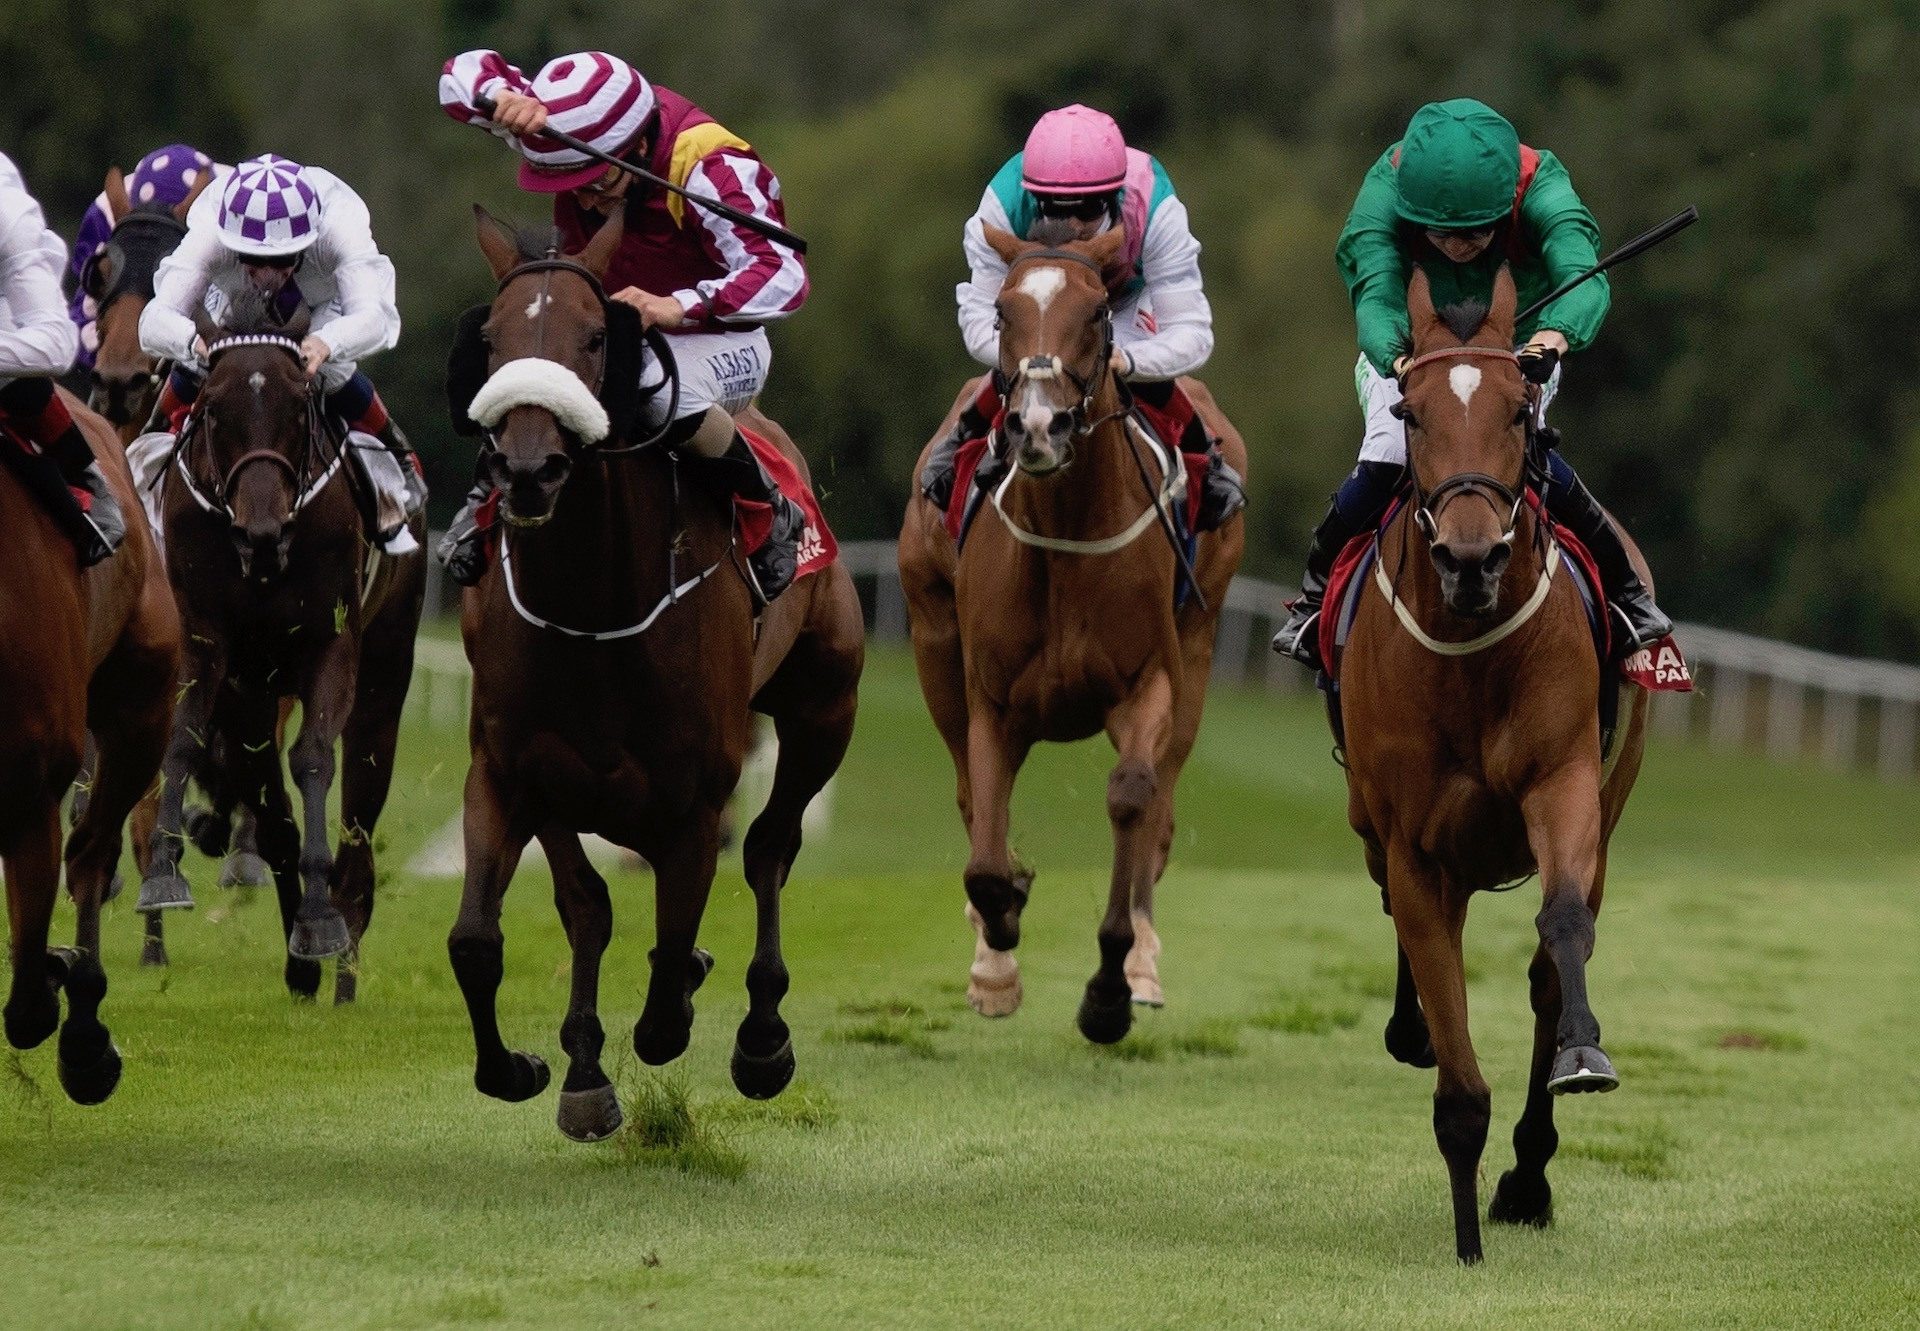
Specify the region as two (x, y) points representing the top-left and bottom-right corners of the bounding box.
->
(517, 52), (656, 193)
(217, 154), (322, 256)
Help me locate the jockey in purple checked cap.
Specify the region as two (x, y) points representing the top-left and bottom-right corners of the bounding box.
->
(139, 153), (424, 534)
(68, 144), (217, 369)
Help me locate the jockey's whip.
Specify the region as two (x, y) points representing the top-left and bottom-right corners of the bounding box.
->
(1516, 205), (1697, 325)
(474, 94), (809, 255)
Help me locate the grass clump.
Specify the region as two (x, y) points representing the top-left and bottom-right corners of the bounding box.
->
(1562, 1123), (1681, 1181)
(826, 1000), (951, 1058)
(614, 1073), (748, 1178)
(711, 1082), (840, 1131)
(1249, 997), (1361, 1036)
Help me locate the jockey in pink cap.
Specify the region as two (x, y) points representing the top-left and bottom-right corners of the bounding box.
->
(925, 104), (1245, 530)
(437, 49), (810, 605)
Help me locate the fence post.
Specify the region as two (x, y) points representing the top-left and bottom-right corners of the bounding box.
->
(1878, 700), (1917, 783)
(1708, 665), (1747, 750)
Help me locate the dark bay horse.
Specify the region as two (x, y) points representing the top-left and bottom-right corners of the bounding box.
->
(451, 203), (863, 1141)
(1, 388), (179, 1103)
(1338, 267), (1649, 1263)
(137, 306), (426, 1002)
(898, 226), (1246, 1041)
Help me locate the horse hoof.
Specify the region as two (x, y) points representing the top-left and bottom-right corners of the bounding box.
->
(1384, 1017), (1437, 1069)
(476, 1050), (550, 1103)
(966, 975), (1023, 1018)
(284, 957), (322, 999)
(287, 912), (351, 961)
(140, 938), (169, 968)
(1548, 1044), (1619, 1094)
(58, 1040), (124, 1106)
(3, 999), (58, 1052)
(1489, 1169), (1553, 1227)
(556, 1083), (624, 1141)
(633, 1020), (691, 1068)
(731, 1037), (796, 1101)
(136, 873), (195, 914)
(219, 851), (272, 889)
(1129, 980), (1165, 1008)
(1076, 990), (1134, 1045)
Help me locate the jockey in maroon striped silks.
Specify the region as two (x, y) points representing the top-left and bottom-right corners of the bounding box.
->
(438, 49), (811, 604)
(0, 151), (123, 564)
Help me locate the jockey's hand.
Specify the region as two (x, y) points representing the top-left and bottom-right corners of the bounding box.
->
(298, 335), (331, 380)
(1392, 354), (1411, 382)
(1109, 348), (1134, 379)
(1517, 330), (1567, 384)
(191, 335), (209, 363)
(610, 288), (688, 331)
(487, 89), (548, 137)
(1521, 329), (1570, 357)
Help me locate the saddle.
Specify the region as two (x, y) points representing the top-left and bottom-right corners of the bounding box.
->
(0, 422), (95, 551)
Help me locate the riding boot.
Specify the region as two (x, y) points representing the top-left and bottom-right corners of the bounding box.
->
(702, 432), (805, 609)
(1541, 454), (1673, 654)
(1195, 447), (1247, 531)
(436, 480), (493, 587)
(1271, 460), (1406, 670)
(46, 422), (125, 567)
(372, 418), (427, 518)
(919, 383), (1001, 511)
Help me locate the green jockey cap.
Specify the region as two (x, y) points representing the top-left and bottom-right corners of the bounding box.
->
(1394, 99), (1521, 230)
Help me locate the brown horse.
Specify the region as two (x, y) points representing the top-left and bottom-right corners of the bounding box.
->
(450, 204), (863, 1141)
(137, 303), (426, 1002)
(80, 165), (207, 440)
(898, 226), (1246, 1042)
(1, 388), (179, 1103)
(1337, 267), (1649, 1263)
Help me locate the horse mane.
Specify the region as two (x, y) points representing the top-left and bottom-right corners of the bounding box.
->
(1438, 298), (1491, 343)
(1027, 217), (1086, 249)
(215, 287), (284, 336)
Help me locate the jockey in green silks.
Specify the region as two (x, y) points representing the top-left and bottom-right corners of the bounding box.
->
(1273, 98), (1671, 670)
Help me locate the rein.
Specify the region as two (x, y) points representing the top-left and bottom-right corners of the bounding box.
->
(988, 415), (1185, 555)
(173, 334), (343, 523)
(484, 250), (718, 641)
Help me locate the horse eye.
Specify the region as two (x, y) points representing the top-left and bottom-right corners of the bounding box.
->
(1390, 401), (1417, 428)
(992, 305), (1005, 330)
(587, 330), (606, 353)
(1513, 404), (1531, 427)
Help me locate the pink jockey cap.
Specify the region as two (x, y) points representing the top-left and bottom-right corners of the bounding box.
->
(1021, 104), (1128, 196)
(516, 52), (657, 193)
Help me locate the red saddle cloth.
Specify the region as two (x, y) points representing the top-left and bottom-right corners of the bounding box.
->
(1318, 495), (1692, 694)
(733, 425), (837, 581)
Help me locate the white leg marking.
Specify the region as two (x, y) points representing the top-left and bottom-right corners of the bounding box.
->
(1449, 364), (1482, 409)
(1124, 911), (1163, 1007)
(1015, 265), (1067, 316)
(965, 902), (1023, 1018)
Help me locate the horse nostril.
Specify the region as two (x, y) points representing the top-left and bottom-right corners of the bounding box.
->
(1002, 412), (1027, 439)
(536, 454), (572, 486)
(1432, 545), (1462, 576)
(1483, 544), (1512, 580)
(1050, 410), (1075, 437)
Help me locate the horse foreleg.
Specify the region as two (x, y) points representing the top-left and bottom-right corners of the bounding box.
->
(1127, 667), (1208, 1008)
(2, 802), (65, 1054)
(1080, 669), (1173, 1045)
(284, 640), (357, 962)
(329, 684), (408, 1004)
(1390, 845), (1491, 1265)
(634, 810), (722, 1068)
(545, 828), (618, 1141)
(138, 647), (227, 915)
(961, 708), (1032, 1017)
(449, 758), (545, 1102)
(1522, 765), (1615, 1094)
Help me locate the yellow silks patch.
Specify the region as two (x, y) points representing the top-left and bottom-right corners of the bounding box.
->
(667, 122), (753, 228)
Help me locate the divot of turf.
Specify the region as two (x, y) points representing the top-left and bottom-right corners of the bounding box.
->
(613, 1071), (748, 1178)
(710, 1081), (840, 1131)
(1249, 997), (1361, 1035)
(824, 1004), (951, 1058)
(1714, 1028), (1808, 1053)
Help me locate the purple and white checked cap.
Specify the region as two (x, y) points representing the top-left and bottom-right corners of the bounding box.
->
(216, 154), (322, 257)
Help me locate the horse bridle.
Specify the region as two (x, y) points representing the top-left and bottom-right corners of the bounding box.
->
(184, 333), (334, 523)
(488, 251), (678, 456)
(82, 209), (188, 315)
(1397, 345), (1532, 546)
(999, 247), (1119, 446)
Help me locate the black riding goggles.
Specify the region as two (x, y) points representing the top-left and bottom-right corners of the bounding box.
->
(1036, 194), (1118, 224)
(240, 251), (303, 271)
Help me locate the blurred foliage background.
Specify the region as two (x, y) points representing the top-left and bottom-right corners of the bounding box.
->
(8, 0), (1918, 655)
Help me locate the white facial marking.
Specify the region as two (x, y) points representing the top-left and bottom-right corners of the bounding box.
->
(524, 293), (549, 321)
(248, 371), (266, 394)
(1449, 364), (1482, 409)
(1015, 265), (1067, 315)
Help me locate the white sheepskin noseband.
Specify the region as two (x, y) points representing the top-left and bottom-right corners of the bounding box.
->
(467, 357), (610, 444)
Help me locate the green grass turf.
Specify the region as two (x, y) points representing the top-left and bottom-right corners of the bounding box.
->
(2, 645), (1916, 1328)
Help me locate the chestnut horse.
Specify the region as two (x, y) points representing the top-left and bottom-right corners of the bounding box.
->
(898, 226), (1246, 1042)
(450, 204), (862, 1141)
(137, 304), (426, 1002)
(1337, 267), (1648, 1262)
(1, 389), (179, 1103)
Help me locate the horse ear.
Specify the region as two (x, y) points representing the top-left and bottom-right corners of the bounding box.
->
(1083, 224), (1126, 272)
(575, 199), (626, 280)
(175, 169), (212, 223)
(1406, 266), (1442, 346)
(473, 204), (521, 281)
(1487, 264), (1518, 341)
(982, 223), (1026, 266)
(105, 167), (131, 222)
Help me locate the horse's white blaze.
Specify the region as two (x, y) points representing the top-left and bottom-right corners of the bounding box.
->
(1015, 265), (1067, 315)
(247, 371), (266, 394)
(523, 293), (549, 321)
(1449, 364), (1482, 409)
